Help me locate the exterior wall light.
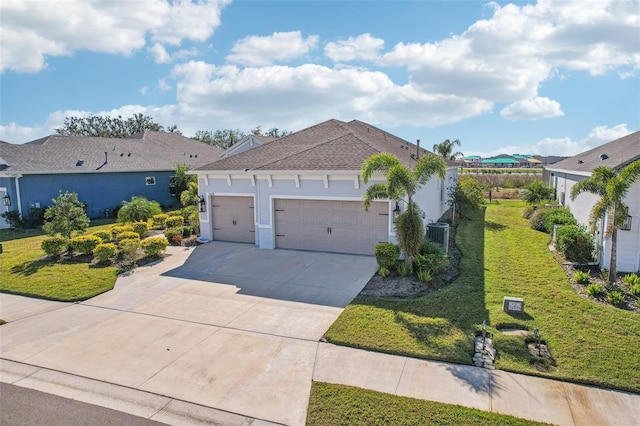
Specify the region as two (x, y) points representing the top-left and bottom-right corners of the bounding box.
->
(198, 195), (206, 213)
(392, 202), (401, 223)
(2, 194), (10, 207)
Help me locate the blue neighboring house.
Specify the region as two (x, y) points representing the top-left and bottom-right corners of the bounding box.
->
(0, 131), (222, 228)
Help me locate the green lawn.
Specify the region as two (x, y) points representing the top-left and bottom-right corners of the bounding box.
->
(0, 223), (119, 301)
(307, 382), (549, 426)
(325, 200), (640, 393)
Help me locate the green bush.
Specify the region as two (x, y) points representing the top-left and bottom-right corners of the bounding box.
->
(119, 238), (140, 265)
(413, 252), (448, 275)
(116, 231), (141, 242)
(419, 240), (445, 256)
(140, 236), (169, 257)
(543, 207), (577, 233)
(397, 262), (413, 277)
(93, 243), (118, 263)
(378, 267), (390, 278)
(164, 227), (183, 244)
(181, 225), (194, 237)
(586, 283), (603, 297)
(607, 290), (625, 306)
(528, 209), (547, 232)
(117, 196), (162, 223)
(111, 225), (134, 238)
(41, 236), (69, 257)
(92, 230), (111, 243)
(374, 243), (400, 269)
(556, 225), (595, 263)
(573, 271), (591, 285)
(131, 222), (149, 238)
(151, 214), (169, 229)
(70, 234), (102, 255)
(521, 207), (535, 219)
(417, 269), (432, 283)
(623, 273), (640, 287)
(165, 215), (184, 228)
(630, 283), (640, 297)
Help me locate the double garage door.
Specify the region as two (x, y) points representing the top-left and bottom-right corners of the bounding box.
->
(274, 199), (389, 255)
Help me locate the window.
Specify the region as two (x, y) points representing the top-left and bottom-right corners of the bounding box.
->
(145, 176), (156, 186)
(621, 215), (632, 231)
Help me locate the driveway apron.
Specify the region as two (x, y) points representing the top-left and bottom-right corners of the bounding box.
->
(0, 242), (377, 426)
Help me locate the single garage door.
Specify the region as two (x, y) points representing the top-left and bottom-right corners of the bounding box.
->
(211, 196), (255, 243)
(274, 199), (388, 255)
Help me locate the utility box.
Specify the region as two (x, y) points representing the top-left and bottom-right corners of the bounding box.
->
(503, 296), (524, 313)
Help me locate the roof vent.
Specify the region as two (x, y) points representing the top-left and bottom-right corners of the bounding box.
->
(600, 154), (608, 160)
(120, 153), (124, 157)
(76, 160), (84, 167)
(127, 152), (131, 157)
(578, 160), (584, 164)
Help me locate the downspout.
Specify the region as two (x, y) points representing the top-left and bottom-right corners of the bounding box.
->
(15, 174), (23, 216)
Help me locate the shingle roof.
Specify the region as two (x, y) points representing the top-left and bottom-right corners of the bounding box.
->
(0, 131), (223, 174)
(196, 119), (447, 172)
(546, 131), (640, 173)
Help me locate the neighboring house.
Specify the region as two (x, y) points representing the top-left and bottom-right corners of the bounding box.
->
(218, 134), (277, 158)
(463, 155), (482, 167)
(481, 155), (521, 168)
(0, 131), (222, 228)
(543, 131), (640, 273)
(193, 119), (457, 255)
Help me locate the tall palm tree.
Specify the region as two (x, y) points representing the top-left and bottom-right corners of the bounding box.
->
(433, 139), (463, 161)
(570, 161), (640, 283)
(361, 152), (446, 264)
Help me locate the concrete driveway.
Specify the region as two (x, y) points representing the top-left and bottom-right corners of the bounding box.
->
(0, 242), (377, 425)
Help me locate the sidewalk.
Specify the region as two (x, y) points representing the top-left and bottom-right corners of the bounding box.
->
(313, 344), (640, 426)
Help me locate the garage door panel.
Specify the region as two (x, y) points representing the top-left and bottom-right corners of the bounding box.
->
(274, 199), (388, 255)
(211, 196), (255, 244)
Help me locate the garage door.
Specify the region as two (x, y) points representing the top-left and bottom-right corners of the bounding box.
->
(274, 199), (388, 255)
(211, 196), (255, 243)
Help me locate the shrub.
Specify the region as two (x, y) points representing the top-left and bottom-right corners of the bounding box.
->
(92, 230), (111, 243)
(119, 238), (140, 266)
(140, 236), (169, 257)
(607, 290), (625, 306)
(378, 267), (390, 278)
(417, 269), (432, 283)
(117, 196), (162, 223)
(111, 225), (134, 238)
(521, 207), (535, 219)
(42, 191), (90, 238)
(630, 284), (640, 297)
(528, 209), (547, 232)
(165, 215), (184, 228)
(419, 240), (445, 256)
(116, 231), (141, 242)
(172, 233), (183, 245)
(623, 273), (640, 287)
(181, 225), (194, 237)
(573, 271), (591, 285)
(70, 234), (102, 255)
(151, 214), (169, 229)
(164, 227), (183, 243)
(41, 236), (69, 257)
(397, 262), (413, 277)
(543, 207), (577, 233)
(374, 243), (401, 269)
(93, 243), (118, 263)
(585, 283), (603, 297)
(131, 221), (149, 238)
(413, 252), (448, 275)
(1, 210), (24, 228)
(555, 225), (595, 263)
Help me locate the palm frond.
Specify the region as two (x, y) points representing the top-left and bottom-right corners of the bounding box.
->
(362, 183), (390, 210)
(360, 153), (400, 184)
(415, 155), (446, 185)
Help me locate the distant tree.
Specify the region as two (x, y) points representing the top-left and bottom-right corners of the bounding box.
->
(433, 139), (463, 161)
(570, 161), (640, 283)
(192, 129), (245, 149)
(166, 124), (182, 134)
(55, 113), (167, 138)
(42, 192), (90, 239)
(265, 127), (291, 138)
(448, 176), (485, 218)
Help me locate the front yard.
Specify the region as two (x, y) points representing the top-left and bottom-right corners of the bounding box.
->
(325, 200), (640, 393)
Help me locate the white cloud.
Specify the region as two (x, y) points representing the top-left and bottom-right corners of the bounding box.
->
(148, 42), (199, 64)
(226, 31), (319, 66)
(157, 79), (171, 92)
(0, 0), (229, 73)
(139, 86), (149, 95)
(471, 123), (633, 157)
(500, 97), (564, 121)
(325, 33), (384, 62)
(0, 122), (49, 143)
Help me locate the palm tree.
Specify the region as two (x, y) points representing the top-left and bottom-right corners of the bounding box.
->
(433, 139), (463, 161)
(570, 161), (640, 283)
(180, 181), (199, 207)
(361, 152), (446, 264)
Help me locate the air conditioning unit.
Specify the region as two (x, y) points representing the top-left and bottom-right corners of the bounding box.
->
(426, 222), (449, 253)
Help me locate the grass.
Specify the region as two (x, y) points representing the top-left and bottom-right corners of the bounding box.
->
(307, 382), (549, 426)
(0, 222), (119, 301)
(325, 200), (640, 393)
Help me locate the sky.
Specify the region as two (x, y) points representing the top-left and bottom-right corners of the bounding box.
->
(0, 0), (638, 157)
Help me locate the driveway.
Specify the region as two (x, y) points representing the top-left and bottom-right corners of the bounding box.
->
(0, 242), (377, 425)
